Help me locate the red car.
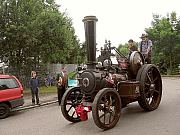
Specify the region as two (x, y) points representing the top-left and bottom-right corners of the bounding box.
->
(0, 74), (24, 119)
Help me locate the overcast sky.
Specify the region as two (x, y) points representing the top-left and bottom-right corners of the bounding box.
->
(56, 0), (180, 48)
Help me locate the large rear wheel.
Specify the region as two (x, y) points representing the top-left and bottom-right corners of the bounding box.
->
(136, 64), (162, 111)
(92, 88), (121, 130)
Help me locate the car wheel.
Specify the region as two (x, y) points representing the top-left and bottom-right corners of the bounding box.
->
(0, 103), (10, 119)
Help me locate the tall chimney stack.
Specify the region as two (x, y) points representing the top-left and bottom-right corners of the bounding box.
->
(82, 16), (98, 69)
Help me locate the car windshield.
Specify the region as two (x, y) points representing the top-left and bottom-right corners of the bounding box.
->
(0, 78), (19, 90)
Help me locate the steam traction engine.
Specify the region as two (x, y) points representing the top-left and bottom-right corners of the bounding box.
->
(61, 16), (162, 130)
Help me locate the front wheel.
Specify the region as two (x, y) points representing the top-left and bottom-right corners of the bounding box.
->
(92, 88), (121, 130)
(0, 103), (10, 119)
(61, 87), (83, 123)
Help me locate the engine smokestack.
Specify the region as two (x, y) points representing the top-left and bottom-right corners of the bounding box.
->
(82, 16), (98, 69)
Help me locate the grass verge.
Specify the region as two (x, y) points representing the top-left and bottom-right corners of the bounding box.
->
(24, 86), (57, 95)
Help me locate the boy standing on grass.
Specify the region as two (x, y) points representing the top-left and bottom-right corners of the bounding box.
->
(29, 71), (40, 105)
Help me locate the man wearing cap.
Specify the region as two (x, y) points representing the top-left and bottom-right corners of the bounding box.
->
(138, 34), (152, 64)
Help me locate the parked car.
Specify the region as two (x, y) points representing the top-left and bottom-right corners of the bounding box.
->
(0, 74), (24, 119)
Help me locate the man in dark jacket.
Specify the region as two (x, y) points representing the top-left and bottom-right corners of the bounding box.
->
(29, 71), (40, 105)
(56, 67), (68, 105)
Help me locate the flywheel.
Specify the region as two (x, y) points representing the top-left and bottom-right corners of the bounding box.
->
(129, 51), (145, 76)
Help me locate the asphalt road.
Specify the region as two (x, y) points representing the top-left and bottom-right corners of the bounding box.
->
(0, 78), (180, 135)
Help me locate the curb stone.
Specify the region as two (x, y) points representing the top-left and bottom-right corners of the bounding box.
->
(162, 75), (180, 77)
(12, 100), (58, 111)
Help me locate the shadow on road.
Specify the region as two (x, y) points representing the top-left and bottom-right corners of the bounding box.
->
(60, 102), (153, 134)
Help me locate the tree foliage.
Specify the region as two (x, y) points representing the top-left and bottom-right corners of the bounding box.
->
(117, 42), (138, 58)
(117, 43), (129, 57)
(145, 12), (180, 74)
(0, 0), (83, 76)
(117, 12), (180, 75)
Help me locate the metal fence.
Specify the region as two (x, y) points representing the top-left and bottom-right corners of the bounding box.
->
(2, 64), (78, 89)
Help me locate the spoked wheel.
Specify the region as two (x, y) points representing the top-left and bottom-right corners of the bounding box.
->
(61, 87), (83, 123)
(92, 88), (121, 130)
(136, 64), (162, 111)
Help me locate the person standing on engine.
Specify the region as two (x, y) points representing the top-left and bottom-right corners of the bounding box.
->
(138, 33), (152, 64)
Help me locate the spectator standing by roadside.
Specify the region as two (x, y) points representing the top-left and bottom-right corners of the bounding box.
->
(138, 33), (152, 63)
(56, 66), (68, 105)
(29, 71), (40, 105)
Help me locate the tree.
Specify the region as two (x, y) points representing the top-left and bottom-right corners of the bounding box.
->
(117, 43), (129, 57)
(0, 0), (82, 77)
(77, 42), (87, 64)
(145, 12), (180, 74)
